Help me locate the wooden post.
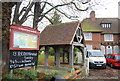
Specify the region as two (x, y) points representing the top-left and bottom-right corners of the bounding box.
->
(10, 70), (13, 78)
(69, 45), (74, 67)
(81, 47), (84, 64)
(55, 47), (60, 67)
(44, 46), (49, 66)
(63, 51), (65, 63)
(67, 52), (69, 63)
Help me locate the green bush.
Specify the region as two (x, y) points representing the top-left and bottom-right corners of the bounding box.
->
(2, 74), (21, 80)
(22, 69), (38, 80)
(4, 69), (38, 80)
(13, 69), (26, 74)
(49, 47), (55, 56)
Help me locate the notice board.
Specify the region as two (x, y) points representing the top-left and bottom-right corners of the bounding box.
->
(10, 25), (40, 50)
(9, 25), (40, 69)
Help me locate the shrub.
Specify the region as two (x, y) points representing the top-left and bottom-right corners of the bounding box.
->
(2, 74), (21, 80)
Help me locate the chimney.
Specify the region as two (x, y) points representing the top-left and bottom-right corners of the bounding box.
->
(90, 11), (96, 21)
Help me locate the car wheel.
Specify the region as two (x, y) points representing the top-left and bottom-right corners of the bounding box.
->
(103, 66), (106, 69)
(110, 63), (114, 68)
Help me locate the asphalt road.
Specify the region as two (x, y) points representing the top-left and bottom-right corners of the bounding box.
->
(78, 65), (120, 80)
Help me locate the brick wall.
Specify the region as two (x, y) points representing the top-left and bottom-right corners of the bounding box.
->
(84, 32), (120, 54)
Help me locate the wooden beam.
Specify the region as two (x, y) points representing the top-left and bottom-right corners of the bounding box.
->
(73, 42), (84, 47)
(55, 47), (60, 67)
(44, 46), (49, 66)
(64, 70), (81, 79)
(63, 52), (65, 63)
(69, 45), (74, 67)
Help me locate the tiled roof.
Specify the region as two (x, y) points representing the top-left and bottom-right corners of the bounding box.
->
(81, 18), (119, 34)
(40, 21), (79, 46)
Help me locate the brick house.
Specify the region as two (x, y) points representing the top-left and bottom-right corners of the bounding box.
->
(81, 11), (120, 54)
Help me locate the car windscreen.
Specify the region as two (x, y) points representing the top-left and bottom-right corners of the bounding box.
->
(116, 56), (120, 60)
(89, 51), (104, 57)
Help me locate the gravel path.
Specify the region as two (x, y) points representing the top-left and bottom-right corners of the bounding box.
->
(78, 66), (120, 80)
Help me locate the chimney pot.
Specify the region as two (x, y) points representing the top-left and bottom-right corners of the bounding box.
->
(90, 11), (96, 21)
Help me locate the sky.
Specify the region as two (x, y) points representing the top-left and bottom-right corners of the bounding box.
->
(94, 0), (119, 18)
(17, 0), (120, 31)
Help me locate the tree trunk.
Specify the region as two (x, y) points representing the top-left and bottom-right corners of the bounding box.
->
(2, 2), (16, 76)
(33, 2), (40, 29)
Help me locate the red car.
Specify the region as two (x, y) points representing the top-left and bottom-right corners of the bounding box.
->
(105, 54), (120, 68)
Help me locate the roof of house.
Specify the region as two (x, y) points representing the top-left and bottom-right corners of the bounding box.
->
(40, 21), (79, 46)
(81, 18), (119, 34)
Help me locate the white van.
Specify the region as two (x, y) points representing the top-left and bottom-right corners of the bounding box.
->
(87, 50), (106, 68)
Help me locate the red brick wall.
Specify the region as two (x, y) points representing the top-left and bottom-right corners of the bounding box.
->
(84, 33), (120, 54)
(85, 32), (101, 50)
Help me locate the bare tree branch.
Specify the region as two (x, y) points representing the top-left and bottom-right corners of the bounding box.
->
(38, 1), (82, 21)
(19, 2), (34, 25)
(82, 0), (91, 4)
(12, 2), (22, 24)
(44, 16), (53, 24)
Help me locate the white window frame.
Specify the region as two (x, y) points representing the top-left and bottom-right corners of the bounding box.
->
(114, 45), (119, 54)
(106, 45), (112, 54)
(83, 32), (92, 40)
(104, 34), (113, 41)
(101, 23), (111, 28)
(101, 45), (105, 55)
(86, 45), (92, 50)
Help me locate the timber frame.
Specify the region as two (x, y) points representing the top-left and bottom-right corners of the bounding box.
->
(40, 21), (85, 69)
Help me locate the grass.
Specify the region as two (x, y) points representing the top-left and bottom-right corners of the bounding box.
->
(38, 54), (55, 66)
(38, 54), (69, 66)
(37, 68), (70, 77)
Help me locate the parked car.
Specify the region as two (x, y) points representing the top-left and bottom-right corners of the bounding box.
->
(87, 50), (106, 68)
(105, 54), (120, 68)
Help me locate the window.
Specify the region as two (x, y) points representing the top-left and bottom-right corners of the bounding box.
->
(77, 28), (81, 36)
(101, 23), (111, 28)
(101, 45), (105, 55)
(104, 34), (113, 41)
(114, 45), (119, 54)
(106, 45), (112, 54)
(83, 32), (92, 40)
(110, 55), (115, 59)
(86, 45), (92, 50)
(106, 55), (111, 58)
(76, 28), (82, 42)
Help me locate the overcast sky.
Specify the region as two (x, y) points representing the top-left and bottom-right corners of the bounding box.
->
(94, 0), (119, 18)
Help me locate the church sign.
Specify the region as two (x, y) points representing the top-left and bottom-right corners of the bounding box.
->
(9, 25), (40, 69)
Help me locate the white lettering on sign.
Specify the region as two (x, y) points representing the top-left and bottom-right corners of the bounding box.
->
(12, 51), (37, 56)
(9, 51), (38, 69)
(25, 62), (35, 67)
(18, 28), (37, 33)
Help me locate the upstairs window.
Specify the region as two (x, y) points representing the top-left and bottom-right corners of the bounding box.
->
(104, 34), (113, 41)
(83, 32), (92, 40)
(101, 23), (111, 28)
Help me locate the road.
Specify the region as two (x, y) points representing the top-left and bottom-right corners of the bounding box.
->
(78, 66), (120, 80)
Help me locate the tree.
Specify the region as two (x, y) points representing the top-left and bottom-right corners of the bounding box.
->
(2, 2), (17, 76)
(11, 0), (99, 29)
(49, 11), (62, 24)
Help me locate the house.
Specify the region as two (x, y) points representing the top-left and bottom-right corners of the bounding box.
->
(81, 11), (120, 54)
(40, 21), (86, 69)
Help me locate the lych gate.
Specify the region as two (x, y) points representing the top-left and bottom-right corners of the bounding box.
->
(40, 21), (86, 70)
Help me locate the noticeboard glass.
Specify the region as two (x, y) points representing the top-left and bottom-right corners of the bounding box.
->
(10, 25), (40, 50)
(13, 31), (38, 49)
